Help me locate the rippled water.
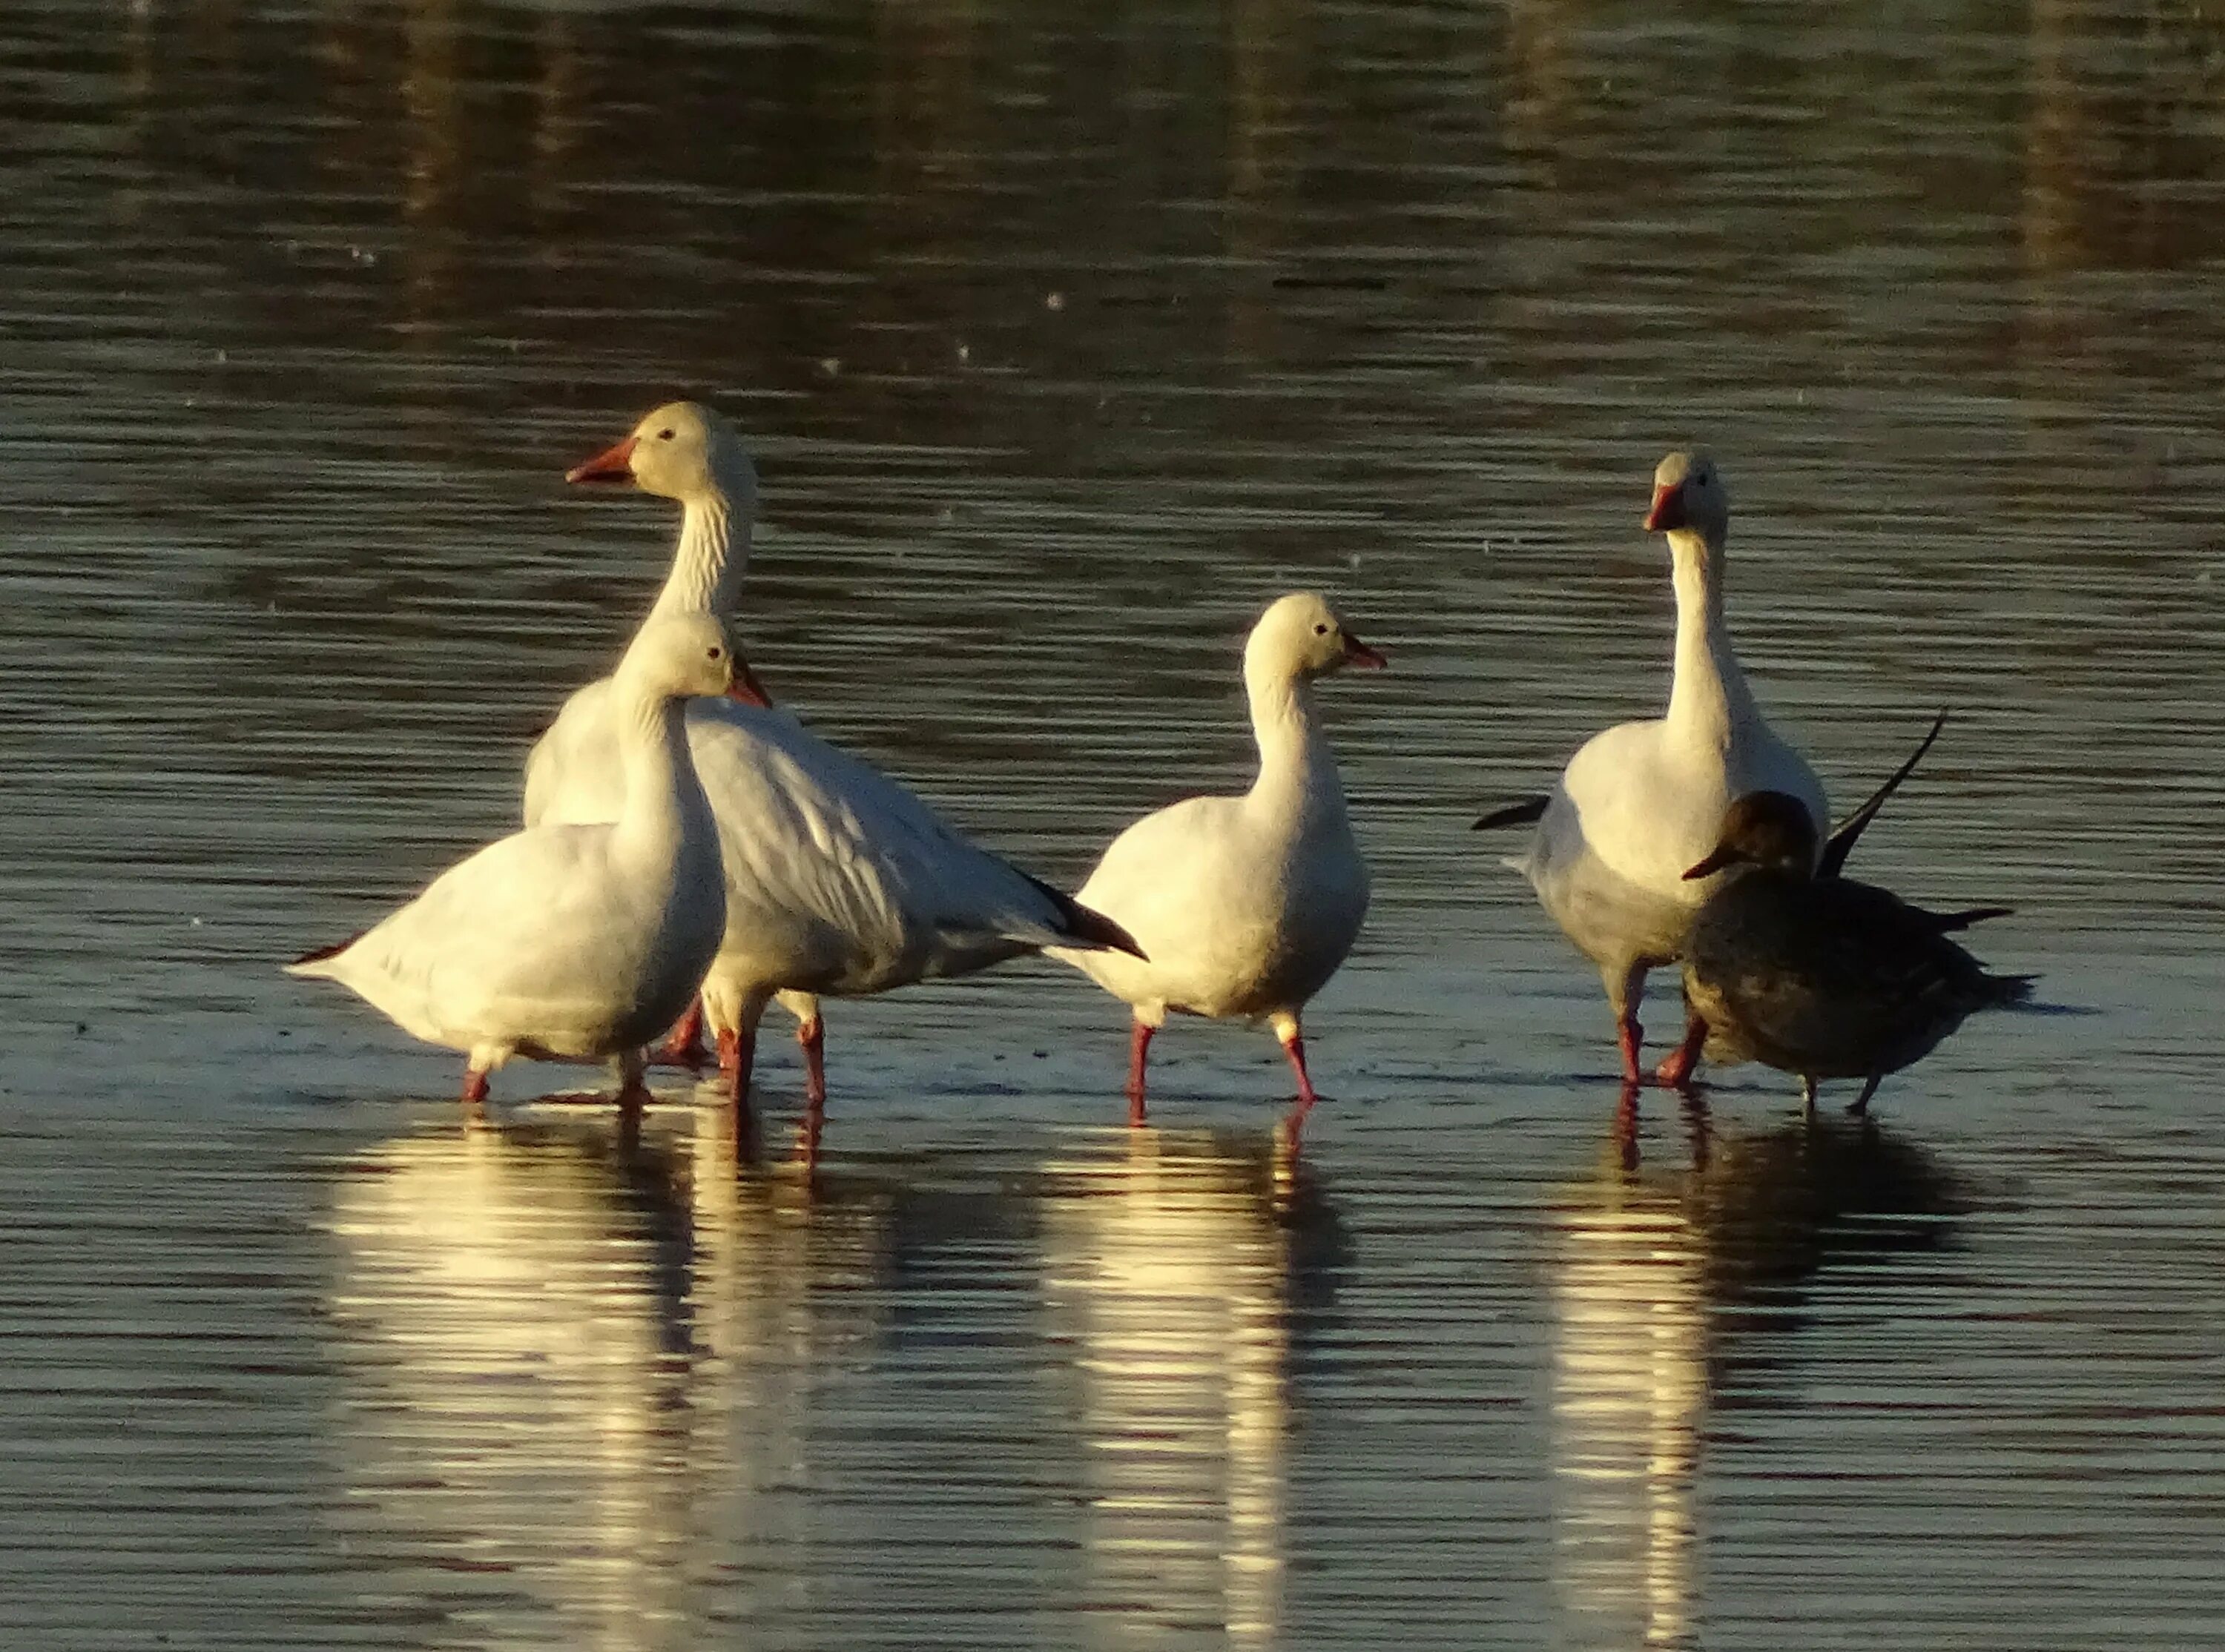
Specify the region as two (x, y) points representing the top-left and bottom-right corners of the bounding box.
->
(3, 1), (2223, 1647)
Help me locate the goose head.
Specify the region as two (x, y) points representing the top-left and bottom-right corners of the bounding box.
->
(1684, 790), (1818, 882)
(616, 612), (768, 707)
(566, 401), (756, 503)
(1246, 591), (1388, 684)
(1644, 449), (1729, 543)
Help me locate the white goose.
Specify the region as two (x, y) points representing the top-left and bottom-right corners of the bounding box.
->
(289, 613), (739, 1106)
(526, 403), (1139, 1129)
(1498, 451), (1825, 1087)
(1047, 592), (1383, 1131)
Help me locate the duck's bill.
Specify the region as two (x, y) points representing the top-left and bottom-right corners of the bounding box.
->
(564, 434), (638, 484)
(1343, 634), (1388, 670)
(1644, 483), (1687, 533)
(729, 662), (774, 710)
(1682, 846), (1735, 880)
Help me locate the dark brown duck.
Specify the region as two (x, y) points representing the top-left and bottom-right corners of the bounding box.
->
(1679, 790), (2034, 1113)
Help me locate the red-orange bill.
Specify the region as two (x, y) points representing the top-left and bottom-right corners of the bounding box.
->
(1344, 633), (1388, 670)
(1644, 482), (1685, 532)
(565, 433), (637, 485)
(728, 662), (775, 710)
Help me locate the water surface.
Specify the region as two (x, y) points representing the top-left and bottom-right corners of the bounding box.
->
(2, 1), (2223, 1647)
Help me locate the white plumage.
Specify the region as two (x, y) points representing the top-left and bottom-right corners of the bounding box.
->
(289, 613), (739, 1105)
(525, 401), (1135, 1126)
(1048, 592), (1383, 1131)
(1509, 450), (1826, 1085)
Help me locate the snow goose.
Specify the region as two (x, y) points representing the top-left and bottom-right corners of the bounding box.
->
(1679, 790), (2032, 1114)
(526, 403), (1140, 1141)
(1046, 592), (1383, 1133)
(1483, 451), (1826, 1088)
(289, 613), (742, 1106)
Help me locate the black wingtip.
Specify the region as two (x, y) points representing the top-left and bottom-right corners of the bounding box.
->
(286, 928), (365, 971)
(1992, 972), (2040, 1006)
(1026, 873), (1148, 961)
(1471, 795), (1549, 832)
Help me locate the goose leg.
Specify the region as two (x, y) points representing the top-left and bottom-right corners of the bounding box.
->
(1606, 959), (1649, 1086)
(1654, 1008), (1707, 1090)
(652, 998), (708, 1068)
(1847, 1074), (1882, 1115)
(785, 997), (828, 1109)
(1273, 1011), (1322, 1115)
(1125, 1019), (1156, 1126)
(716, 1025), (756, 1106)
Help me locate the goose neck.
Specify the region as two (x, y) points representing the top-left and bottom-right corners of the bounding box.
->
(1664, 526), (1756, 742)
(646, 471), (754, 624)
(609, 680), (713, 859)
(1244, 666), (1342, 820)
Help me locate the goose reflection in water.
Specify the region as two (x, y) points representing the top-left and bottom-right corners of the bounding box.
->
(1039, 1129), (1342, 1648)
(1551, 1107), (1959, 1649)
(323, 1110), (891, 1649)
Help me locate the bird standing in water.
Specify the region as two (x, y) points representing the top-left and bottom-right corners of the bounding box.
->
(1678, 790), (2033, 1113)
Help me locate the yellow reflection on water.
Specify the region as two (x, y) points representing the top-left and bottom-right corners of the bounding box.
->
(1039, 1129), (1300, 1648)
(1549, 1106), (1959, 1649)
(1549, 1150), (1704, 1652)
(323, 1109), (888, 1649)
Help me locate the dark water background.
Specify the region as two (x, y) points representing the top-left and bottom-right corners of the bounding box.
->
(2, 1), (2222, 1647)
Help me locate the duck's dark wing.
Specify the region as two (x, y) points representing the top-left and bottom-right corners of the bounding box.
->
(1819, 710), (1948, 877)
(1686, 875), (2022, 1077)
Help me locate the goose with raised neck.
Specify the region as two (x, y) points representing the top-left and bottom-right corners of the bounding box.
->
(526, 402), (1142, 1159)
(1047, 592), (1385, 1139)
(1498, 450), (1826, 1089)
(289, 613), (739, 1107)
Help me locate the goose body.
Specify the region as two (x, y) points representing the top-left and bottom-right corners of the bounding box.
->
(1505, 451), (1826, 1085)
(290, 614), (738, 1104)
(1679, 790), (2033, 1111)
(1048, 593), (1382, 1131)
(525, 403), (1134, 1126)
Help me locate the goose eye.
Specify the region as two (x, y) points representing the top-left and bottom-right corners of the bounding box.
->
(658, 428), (676, 441)
(1313, 623), (1329, 636)
(708, 646), (723, 659)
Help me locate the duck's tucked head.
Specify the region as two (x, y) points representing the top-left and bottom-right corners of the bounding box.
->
(1247, 591), (1388, 683)
(618, 612), (765, 705)
(1684, 790), (1818, 882)
(567, 401), (754, 503)
(1644, 449), (1728, 540)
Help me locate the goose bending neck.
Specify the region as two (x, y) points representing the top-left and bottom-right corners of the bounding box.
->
(1664, 525), (1757, 745)
(646, 466), (755, 624)
(1244, 661), (1339, 819)
(610, 680), (712, 860)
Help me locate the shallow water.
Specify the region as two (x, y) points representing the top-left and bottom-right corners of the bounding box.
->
(3, 0), (2224, 1646)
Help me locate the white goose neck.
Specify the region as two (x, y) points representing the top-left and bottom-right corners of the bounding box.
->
(1244, 661), (1342, 821)
(608, 676), (712, 859)
(645, 457), (756, 624)
(1664, 524), (1758, 745)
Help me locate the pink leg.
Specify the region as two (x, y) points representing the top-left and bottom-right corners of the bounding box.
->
(461, 1067), (490, 1106)
(796, 1014), (828, 1109)
(1616, 1017), (1646, 1086)
(653, 999), (708, 1068)
(1125, 1020), (1155, 1126)
(1654, 1012), (1707, 1090)
(1279, 1029), (1322, 1116)
(717, 1024), (757, 1106)
(1609, 959), (1649, 1086)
